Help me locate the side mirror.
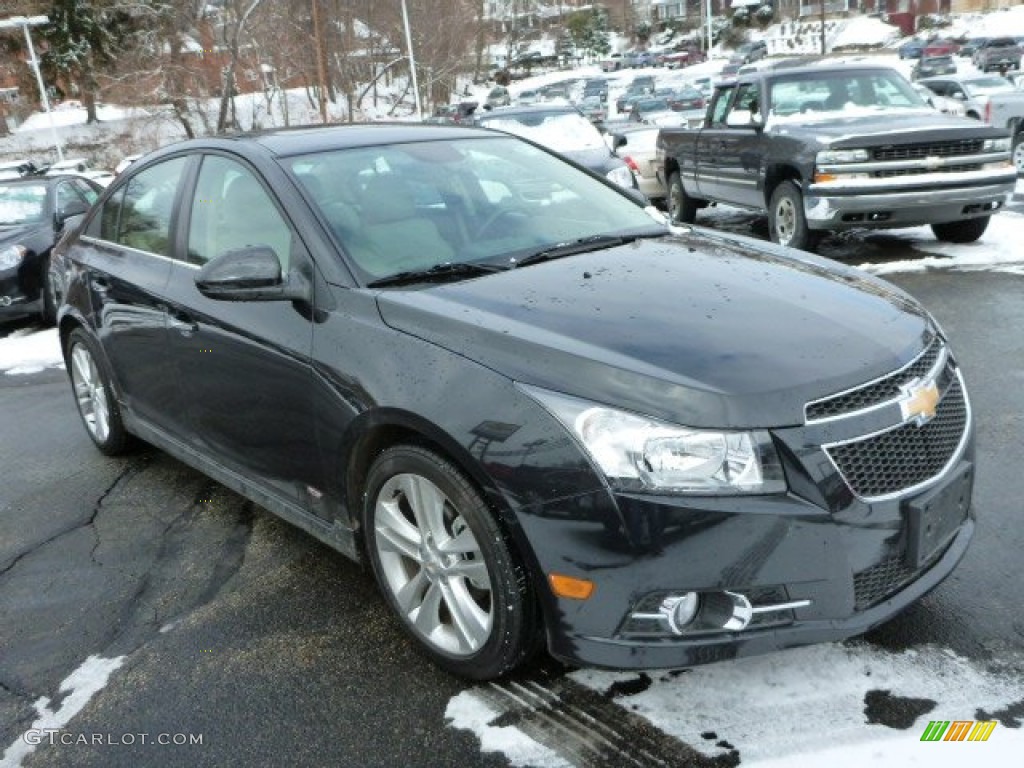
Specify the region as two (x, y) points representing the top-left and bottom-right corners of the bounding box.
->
(611, 133), (628, 150)
(55, 199), (89, 229)
(195, 246), (310, 303)
(952, 92), (966, 100)
(725, 109), (762, 128)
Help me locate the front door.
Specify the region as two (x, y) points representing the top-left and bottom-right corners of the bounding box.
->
(162, 153), (319, 506)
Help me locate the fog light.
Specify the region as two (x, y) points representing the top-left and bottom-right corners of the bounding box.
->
(659, 592), (700, 634)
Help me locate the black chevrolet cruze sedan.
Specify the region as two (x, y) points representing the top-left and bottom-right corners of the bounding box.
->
(0, 175), (101, 325)
(54, 124), (974, 679)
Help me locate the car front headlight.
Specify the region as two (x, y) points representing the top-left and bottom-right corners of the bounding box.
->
(0, 245), (27, 270)
(606, 165), (635, 189)
(520, 385), (786, 495)
(815, 148), (870, 164)
(982, 137), (1011, 152)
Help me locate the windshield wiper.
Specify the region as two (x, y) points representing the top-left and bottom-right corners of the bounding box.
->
(366, 261), (507, 288)
(512, 230), (663, 269)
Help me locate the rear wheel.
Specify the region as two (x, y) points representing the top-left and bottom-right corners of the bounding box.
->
(67, 329), (132, 455)
(668, 172), (697, 224)
(363, 445), (538, 679)
(769, 180), (820, 251)
(931, 216), (990, 244)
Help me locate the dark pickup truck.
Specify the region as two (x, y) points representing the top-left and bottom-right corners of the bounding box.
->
(656, 64), (1018, 250)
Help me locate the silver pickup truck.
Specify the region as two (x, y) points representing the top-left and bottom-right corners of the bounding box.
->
(917, 74), (1024, 175)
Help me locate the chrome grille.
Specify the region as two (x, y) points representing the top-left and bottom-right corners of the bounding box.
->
(873, 139), (984, 161)
(826, 377), (967, 499)
(806, 337), (942, 421)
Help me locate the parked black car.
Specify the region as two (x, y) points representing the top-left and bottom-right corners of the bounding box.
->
(0, 175), (100, 325)
(911, 55), (957, 80)
(57, 124), (975, 679)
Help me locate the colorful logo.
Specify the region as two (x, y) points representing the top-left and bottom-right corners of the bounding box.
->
(920, 720), (997, 742)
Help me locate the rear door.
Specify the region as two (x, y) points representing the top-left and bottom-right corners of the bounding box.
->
(74, 156), (192, 432)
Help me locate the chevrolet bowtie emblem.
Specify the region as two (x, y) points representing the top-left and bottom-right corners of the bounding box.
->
(900, 379), (940, 426)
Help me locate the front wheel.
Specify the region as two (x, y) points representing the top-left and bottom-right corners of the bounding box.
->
(1012, 132), (1024, 176)
(931, 216), (990, 244)
(768, 180), (820, 251)
(668, 172), (698, 224)
(363, 445), (539, 679)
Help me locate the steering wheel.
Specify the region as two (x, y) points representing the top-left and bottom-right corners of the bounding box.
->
(473, 206), (530, 240)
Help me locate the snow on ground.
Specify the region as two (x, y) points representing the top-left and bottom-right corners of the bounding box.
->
(829, 16), (902, 50)
(447, 643), (1024, 767)
(858, 211), (1024, 277)
(1, 654), (125, 768)
(0, 327), (63, 375)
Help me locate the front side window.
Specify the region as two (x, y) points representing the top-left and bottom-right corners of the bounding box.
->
(116, 156), (189, 256)
(187, 155), (293, 268)
(708, 86), (735, 125)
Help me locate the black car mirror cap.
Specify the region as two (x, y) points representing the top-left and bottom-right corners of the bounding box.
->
(195, 246), (311, 303)
(611, 133), (628, 150)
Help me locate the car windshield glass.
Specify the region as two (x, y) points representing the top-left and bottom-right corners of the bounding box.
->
(0, 184), (46, 225)
(286, 136), (664, 284)
(964, 77), (1015, 96)
(768, 71), (928, 120)
(477, 111), (606, 151)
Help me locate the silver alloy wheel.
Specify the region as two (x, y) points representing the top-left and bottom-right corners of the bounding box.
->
(70, 344), (110, 443)
(774, 196), (797, 245)
(373, 473), (493, 656)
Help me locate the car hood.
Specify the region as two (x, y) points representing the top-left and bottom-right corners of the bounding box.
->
(375, 230), (932, 429)
(0, 222), (45, 246)
(769, 111), (1006, 145)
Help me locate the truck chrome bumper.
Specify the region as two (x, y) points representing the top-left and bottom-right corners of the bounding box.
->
(804, 175), (1017, 230)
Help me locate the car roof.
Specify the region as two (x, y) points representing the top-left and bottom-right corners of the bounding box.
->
(195, 123), (498, 157)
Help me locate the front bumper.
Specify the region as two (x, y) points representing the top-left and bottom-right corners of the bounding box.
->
(520, 459), (974, 670)
(804, 171), (1016, 230)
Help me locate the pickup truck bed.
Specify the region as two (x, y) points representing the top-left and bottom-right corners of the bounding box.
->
(656, 64), (1018, 251)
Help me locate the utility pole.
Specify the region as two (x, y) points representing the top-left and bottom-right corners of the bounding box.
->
(311, 0), (329, 123)
(819, 0), (827, 56)
(400, 0), (421, 120)
(0, 15), (63, 161)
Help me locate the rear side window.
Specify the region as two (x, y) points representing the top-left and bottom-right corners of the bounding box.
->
(88, 157), (188, 256)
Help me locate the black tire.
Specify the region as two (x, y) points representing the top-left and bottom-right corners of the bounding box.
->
(41, 255), (58, 326)
(931, 216), (990, 244)
(363, 445), (539, 680)
(1012, 132), (1024, 177)
(768, 180), (821, 251)
(66, 328), (133, 456)
(668, 171), (697, 224)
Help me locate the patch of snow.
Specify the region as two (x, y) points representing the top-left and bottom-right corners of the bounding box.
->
(1, 654), (125, 767)
(830, 16), (902, 50)
(858, 212), (1024, 276)
(445, 690), (572, 768)
(0, 327), (64, 375)
(571, 644), (1023, 764)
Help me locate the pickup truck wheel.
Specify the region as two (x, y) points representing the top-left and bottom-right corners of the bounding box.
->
(769, 181), (819, 251)
(931, 216), (990, 244)
(668, 172), (697, 224)
(1012, 133), (1024, 176)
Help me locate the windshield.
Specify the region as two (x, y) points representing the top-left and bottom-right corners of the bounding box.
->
(0, 184), (47, 226)
(964, 77), (1015, 97)
(477, 111), (607, 152)
(287, 136), (663, 283)
(768, 70), (928, 120)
